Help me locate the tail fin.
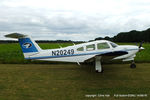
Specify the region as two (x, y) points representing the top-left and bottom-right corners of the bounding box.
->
(5, 33), (42, 58)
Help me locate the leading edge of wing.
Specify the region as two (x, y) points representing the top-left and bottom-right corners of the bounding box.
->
(100, 51), (128, 56)
(84, 51), (128, 62)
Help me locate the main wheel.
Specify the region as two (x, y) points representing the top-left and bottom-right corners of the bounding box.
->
(96, 69), (103, 73)
(130, 63), (136, 68)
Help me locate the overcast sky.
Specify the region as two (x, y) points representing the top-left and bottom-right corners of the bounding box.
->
(0, 0), (150, 41)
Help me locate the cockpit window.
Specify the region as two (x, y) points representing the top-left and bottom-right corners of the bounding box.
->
(86, 44), (95, 51)
(97, 42), (110, 49)
(110, 42), (118, 48)
(77, 47), (84, 51)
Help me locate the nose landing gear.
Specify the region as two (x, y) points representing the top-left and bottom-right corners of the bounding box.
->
(130, 61), (136, 68)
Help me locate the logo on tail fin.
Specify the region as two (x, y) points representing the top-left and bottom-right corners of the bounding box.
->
(22, 43), (32, 48)
(19, 38), (39, 53)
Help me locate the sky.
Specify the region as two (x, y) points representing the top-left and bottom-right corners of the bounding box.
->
(0, 0), (150, 41)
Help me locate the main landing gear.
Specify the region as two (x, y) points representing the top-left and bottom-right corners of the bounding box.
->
(130, 61), (136, 68)
(95, 56), (103, 73)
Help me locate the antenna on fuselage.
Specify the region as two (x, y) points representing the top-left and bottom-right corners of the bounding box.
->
(56, 40), (62, 48)
(72, 42), (76, 46)
(58, 44), (62, 48)
(71, 40), (76, 46)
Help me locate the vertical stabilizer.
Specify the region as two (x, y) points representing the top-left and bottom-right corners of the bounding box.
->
(5, 33), (42, 58)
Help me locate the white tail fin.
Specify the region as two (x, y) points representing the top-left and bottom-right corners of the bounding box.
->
(5, 33), (42, 58)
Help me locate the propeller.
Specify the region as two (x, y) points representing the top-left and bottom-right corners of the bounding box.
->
(138, 41), (144, 51)
(139, 42), (143, 49)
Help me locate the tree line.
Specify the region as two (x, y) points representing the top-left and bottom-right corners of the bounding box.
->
(1, 28), (150, 43)
(95, 28), (150, 42)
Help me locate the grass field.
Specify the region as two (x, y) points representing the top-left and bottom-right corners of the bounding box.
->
(0, 42), (149, 64)
(0, 63), (149, 100)
(0, 42), (149, 100)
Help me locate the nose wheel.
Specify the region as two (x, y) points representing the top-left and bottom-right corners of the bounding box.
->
(130, 61), (136, 68)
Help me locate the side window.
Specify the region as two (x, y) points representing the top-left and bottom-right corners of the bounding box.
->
(77, 47), (84, 51)
(97, 42), (110, 49)
(86, 44), (95, 51)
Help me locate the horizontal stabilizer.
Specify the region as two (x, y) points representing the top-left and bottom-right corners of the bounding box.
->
(5, 33), (27, 39)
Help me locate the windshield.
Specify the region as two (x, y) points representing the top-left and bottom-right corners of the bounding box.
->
(110, 42), (118, 48)
(97, 42), (110, 49)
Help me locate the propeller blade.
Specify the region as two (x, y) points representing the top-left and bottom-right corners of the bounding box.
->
(139, 41), (143, 49)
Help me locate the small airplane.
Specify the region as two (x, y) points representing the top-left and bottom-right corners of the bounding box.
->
(5, 33), (144, 73)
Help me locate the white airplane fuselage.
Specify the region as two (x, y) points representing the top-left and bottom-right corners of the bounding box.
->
(24, 40), (142, 63)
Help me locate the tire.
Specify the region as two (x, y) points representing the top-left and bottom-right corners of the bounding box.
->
(96, 69), (103, 73)
(130, 63), (136, 68)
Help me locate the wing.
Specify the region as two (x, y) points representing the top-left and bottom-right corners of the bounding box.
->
(84, 51), (128, 62)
